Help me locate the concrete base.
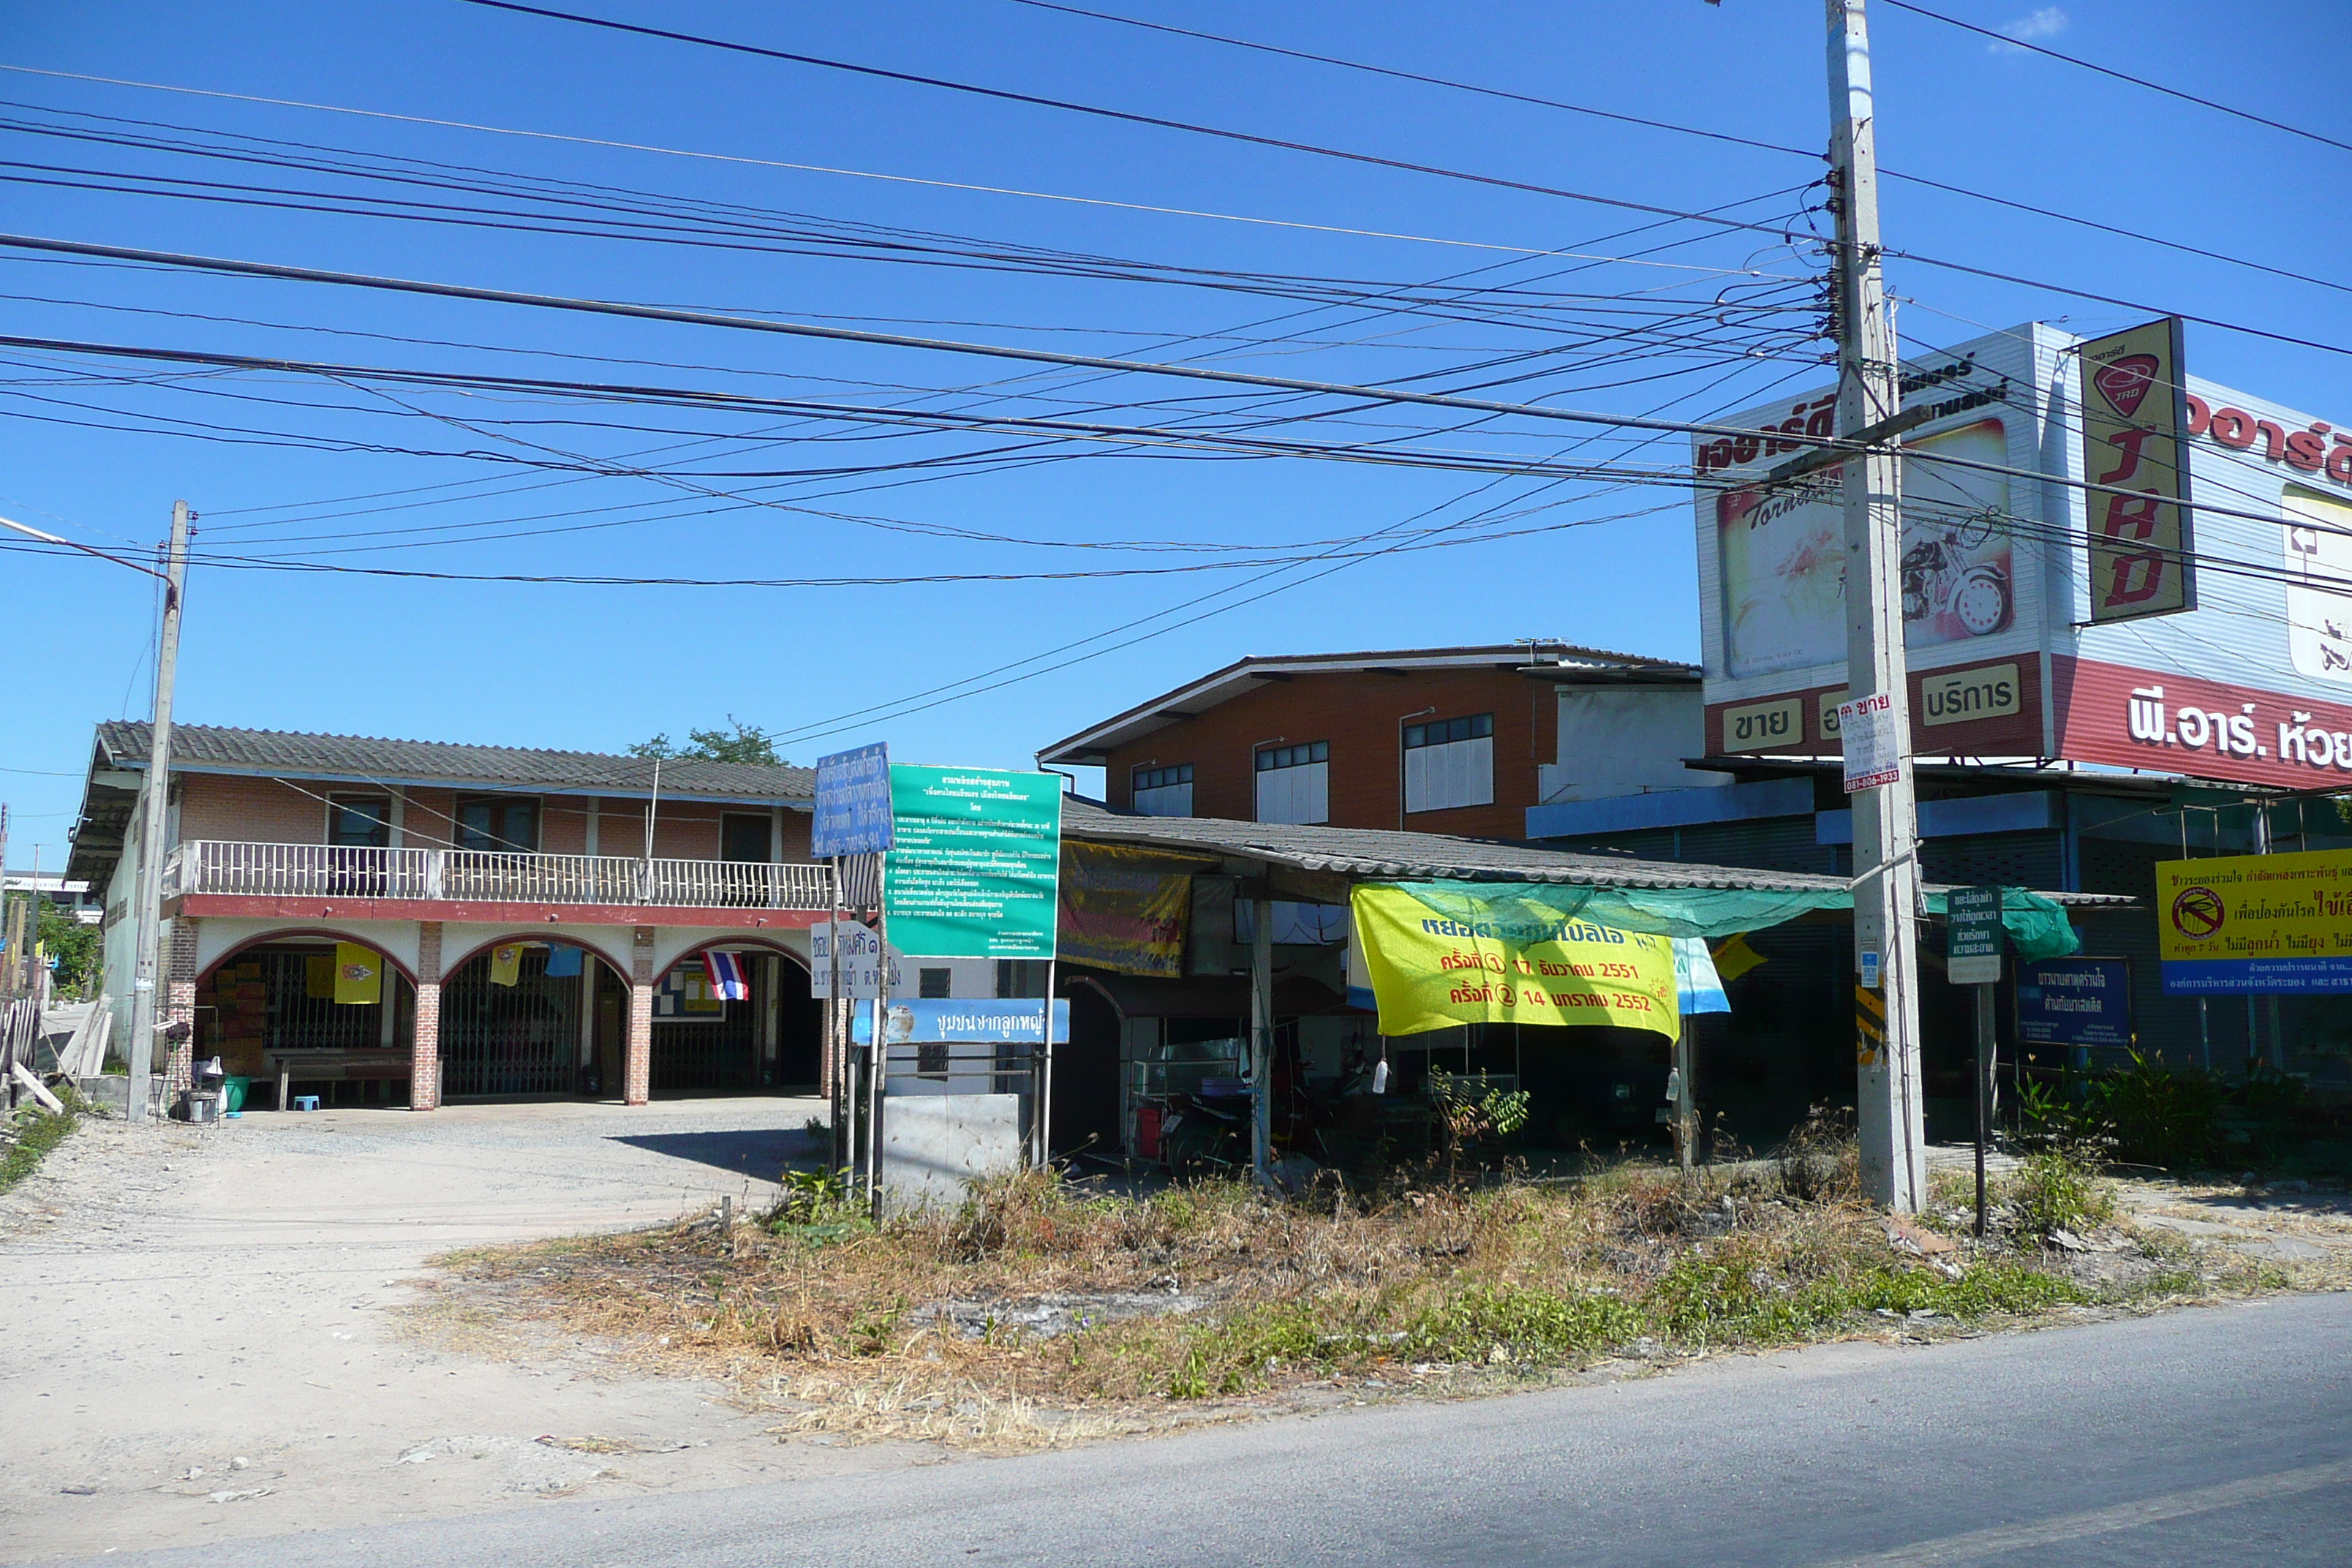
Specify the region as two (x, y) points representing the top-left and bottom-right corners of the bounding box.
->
(71, 1075), (144, 1119)
(880, 1093), (1022, 1213)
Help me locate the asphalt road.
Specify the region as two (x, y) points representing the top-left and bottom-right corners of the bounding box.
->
(59, 1292), (2352, 1568)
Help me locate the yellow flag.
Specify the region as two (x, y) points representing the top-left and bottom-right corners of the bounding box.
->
(489, 943), (523, 987)
(1711, 932), (1768, 984)
(1349, 884), (1678, 1041)
(332, 942), (382, 1006)
(306, 954), (336, 1000)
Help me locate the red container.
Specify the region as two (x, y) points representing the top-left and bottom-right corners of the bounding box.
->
(1135, 1106), (1163, 1161)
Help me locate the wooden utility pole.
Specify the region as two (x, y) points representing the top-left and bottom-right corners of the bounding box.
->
(1828, 0), (1926, 1210)
(127, 500), (192, 1123)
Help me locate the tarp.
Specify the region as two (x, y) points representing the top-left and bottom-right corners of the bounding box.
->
(1397, 880), (2081, 962)
(1673, 938), (1730, 1015)
(1349, 884), (1679, 1041)
(1058, 841), (1194, 979)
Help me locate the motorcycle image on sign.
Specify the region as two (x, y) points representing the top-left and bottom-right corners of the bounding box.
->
(1901, 506), (2010, 637)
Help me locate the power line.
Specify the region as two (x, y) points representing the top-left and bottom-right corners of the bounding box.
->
(0, 61), (1781, 269)
(1003, 0), (2352, 302)
(1881, 0), (2352, 157)
(0, 245), (2326, 535)
(448, 1), (2352, 359)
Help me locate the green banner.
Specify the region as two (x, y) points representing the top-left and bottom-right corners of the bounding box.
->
(883, 765), (1063, 958)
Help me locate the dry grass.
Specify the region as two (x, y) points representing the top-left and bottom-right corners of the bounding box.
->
(419, 1129), (2307, 1453)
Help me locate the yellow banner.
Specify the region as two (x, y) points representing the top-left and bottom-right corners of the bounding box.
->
(2157, 848), (2352, 963)
(332, 942), (382, 1006)
(488, 943), (523, 988)
(1349, 884), (1679, 1041)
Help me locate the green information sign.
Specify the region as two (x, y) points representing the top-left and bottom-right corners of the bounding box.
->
(883, 765), (1063, 958)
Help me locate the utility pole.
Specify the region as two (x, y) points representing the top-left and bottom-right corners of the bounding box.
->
(127, 500), (192, 1123)
(1828, 0), (1926, 1211)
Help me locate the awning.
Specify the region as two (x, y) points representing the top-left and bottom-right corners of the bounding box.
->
(1388, 880), (2082, 961)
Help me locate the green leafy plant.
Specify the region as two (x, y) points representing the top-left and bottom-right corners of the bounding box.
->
(2087, 1052), (2225, 1168)
(2005, 1149), (2114, 1241)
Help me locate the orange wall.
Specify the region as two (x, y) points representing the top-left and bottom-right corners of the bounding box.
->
(1101, 667), (1556, 839)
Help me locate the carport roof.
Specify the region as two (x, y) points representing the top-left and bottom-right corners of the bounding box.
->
(1058, 799), (2129, 905)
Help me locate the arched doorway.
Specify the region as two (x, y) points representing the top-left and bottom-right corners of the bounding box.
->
(194, 937), (417, 1107)
(440, 940), (625, 1098)
(651, 945), (823, 1094)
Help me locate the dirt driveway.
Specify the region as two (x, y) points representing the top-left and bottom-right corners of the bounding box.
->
(0, 1100), (927, 1563)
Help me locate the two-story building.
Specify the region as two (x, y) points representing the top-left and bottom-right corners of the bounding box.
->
(67, 723), (841, 1109)
(1036, 643), (1715, 838)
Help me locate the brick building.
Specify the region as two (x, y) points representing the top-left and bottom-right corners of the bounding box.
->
(67, 723), (837, 1110)
(1036, 644), (1714, 840)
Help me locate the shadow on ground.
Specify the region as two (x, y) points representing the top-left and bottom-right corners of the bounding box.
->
(611, 1126), (818, 1180)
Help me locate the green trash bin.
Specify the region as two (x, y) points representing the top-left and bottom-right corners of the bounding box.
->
(223, 1076), (250, 1114)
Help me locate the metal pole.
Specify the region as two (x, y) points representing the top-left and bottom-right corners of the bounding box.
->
(1974, 983), (1994, 1237)
(826, 857), (845, 1173)
(127, 500), (191, 1124)
(1249, 895), (1273, 1185)
(1038, 957), (1058, 1169)
(1829, 0), (1926, 1213)
(867, 893), (889, 1219)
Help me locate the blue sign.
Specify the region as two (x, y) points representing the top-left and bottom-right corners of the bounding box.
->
(811, 742), (892, 857)
(2015, 958), (2133, 1048)
(2163, 956), (2352, 993)
(853, 999), (1070, 1045)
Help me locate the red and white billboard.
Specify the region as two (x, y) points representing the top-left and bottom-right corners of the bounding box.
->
(1693, 321), (2352, 791)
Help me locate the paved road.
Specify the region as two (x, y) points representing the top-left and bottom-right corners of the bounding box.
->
(61, 1291), (2351, 1568)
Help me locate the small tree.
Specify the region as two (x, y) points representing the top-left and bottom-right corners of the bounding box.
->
(629, 718), (784, 766)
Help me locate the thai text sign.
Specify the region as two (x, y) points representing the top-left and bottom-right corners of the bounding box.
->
(1839, 692), (1902, 793)
(812, 743), (893, 857)
(853, 1000), (1070, 1045)
(1349, 884), (1678, 1041)
(2015, 958), (2132, 1047)
(2156, 848), (2352, 992)
(883, 765), (1062, 959)
(2080, 317), (2193, 622)
(808, 919), (901, 1000)
(1946, 885), (2003, 986)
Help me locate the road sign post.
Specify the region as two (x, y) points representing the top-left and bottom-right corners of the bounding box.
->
(1948, 885), (2005, 1237)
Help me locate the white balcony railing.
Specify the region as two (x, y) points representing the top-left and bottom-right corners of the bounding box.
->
(163, 841), (835, 911)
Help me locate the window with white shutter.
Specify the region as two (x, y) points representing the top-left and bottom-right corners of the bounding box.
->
(1131, 764), (1193, 817)
(1254, 742), (1329, 824)
(1403, 713), (1494, 814)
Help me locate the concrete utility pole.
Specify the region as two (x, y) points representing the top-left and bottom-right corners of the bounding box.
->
(1828, 0), (1926, 1211)
(127, 500), (192, 1122)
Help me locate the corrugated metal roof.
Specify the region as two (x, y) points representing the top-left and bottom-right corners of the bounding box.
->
(1060, 799), (2131, 905)
(1060, 799), (1846, 892)
(92, 721), (814, 801)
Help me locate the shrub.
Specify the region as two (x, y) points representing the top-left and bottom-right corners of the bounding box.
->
(2005, 1150), (2113, 1240)
(2088, 1052), (2224, 1168)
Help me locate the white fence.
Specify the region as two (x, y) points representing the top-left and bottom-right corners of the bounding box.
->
(165, 841), (834, 910)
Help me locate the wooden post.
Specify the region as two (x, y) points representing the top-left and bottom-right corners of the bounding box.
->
(1250, 896), (1273, 1185)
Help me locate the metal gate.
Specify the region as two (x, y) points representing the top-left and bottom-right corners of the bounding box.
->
(441, 946), (581, 1097)
(651, 952), (764, 1093)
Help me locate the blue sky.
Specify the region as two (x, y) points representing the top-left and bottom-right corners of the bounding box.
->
(1, 0), (2348, 866)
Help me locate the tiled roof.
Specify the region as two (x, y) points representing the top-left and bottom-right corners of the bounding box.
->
(92, 722), (814, 801)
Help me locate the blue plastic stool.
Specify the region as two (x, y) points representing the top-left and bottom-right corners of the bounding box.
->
(293, 1095), (322, 1112)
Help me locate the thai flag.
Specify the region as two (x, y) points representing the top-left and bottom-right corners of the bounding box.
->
(704, 949), (750, 1002)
